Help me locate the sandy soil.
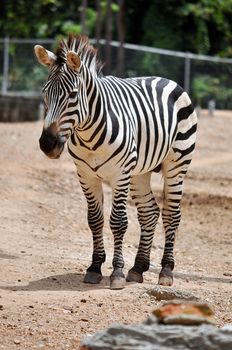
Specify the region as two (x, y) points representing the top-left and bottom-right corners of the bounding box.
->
(0, 110), (232, 349)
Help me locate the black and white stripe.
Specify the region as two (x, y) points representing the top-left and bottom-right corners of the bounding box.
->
(35, 35), (197, 289)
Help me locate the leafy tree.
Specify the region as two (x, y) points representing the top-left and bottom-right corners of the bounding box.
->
(107, 0), (232, 58)
(0, 0), (97, 38)
(1, 0), (232, 57)
(178, 0), (232, 55)
(1, 0), (232, 108)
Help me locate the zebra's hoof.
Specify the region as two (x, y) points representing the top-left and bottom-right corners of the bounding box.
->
(110, 276), (126, 290)
(158, 274), (173, 286)
(84, 271), (102, 284)
(126, 269), (143, 283)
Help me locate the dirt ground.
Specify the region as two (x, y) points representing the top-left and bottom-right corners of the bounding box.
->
(0, 109), (232, 349)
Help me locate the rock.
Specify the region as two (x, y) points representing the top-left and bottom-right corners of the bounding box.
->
(147, 285), (199, 301)
(153, 301), (215, 325)
(80, 303), (232, 350)
(80, 322), (232, 350)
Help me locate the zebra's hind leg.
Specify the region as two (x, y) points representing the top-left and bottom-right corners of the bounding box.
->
(159, 155), (191, 286)
(127, 173), (160, 283)
(77, 171), (105, 284)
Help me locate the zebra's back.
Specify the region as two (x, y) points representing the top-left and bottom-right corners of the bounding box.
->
(100, 75), (197, 175)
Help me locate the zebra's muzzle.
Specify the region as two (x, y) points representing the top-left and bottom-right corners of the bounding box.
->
(39, 128), (65, 159)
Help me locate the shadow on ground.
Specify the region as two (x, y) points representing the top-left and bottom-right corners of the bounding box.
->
(0, 249), (18, 260)
(150, 267), (232, 284)
(0, 273), (112, 292)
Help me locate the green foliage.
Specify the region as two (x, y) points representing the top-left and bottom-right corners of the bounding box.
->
(140, 0), (232, 56)
(0, 0), (120, 39)
(61, 22), (82, 36)
(7, 43), (51, 92)
(142, 2), (183, 51)
(1, 0), (232, 56)
(192, 74), (232, 109)
(192, 75), (220, 104)
(0, 0), (83, 38)
(1, 0), (232, 108)
(178, 0), (232, 55)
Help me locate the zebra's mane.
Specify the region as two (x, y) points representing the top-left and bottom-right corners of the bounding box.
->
(55, 34), (103, 76)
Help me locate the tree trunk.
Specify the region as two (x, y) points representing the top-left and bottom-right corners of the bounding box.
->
(105, 0), (112, 74)
(80, 0), (88, 35)
(116, 0), (125, 77)
(95, 0), (102, 49)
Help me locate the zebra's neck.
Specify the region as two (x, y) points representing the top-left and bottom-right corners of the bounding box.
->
(74, 67), (106, 149)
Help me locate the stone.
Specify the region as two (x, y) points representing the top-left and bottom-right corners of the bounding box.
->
(147, 285), (199, 301)
(153, 301), (215, 325)
(80, 322), (232, 350)
(80, 303), (232, 350)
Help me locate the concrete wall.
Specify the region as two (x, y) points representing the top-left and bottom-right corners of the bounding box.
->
(0, 95), (43, 122)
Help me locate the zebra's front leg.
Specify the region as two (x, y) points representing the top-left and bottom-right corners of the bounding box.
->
(109, 179), (130, 290)
(127, 173), (160, 283)
(77, 171), (105, 284)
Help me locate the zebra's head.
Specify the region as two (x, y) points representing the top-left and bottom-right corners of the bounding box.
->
(34, 35), (101, 159)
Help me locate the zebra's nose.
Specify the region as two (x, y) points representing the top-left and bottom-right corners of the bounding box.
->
(39, 128), (58, 155)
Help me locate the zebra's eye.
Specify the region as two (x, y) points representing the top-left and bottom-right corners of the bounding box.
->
(69, 91), (77, 98)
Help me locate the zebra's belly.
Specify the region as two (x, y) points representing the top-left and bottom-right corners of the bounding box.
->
(131, 146), (171, 175)
(68, 141), (172, 181)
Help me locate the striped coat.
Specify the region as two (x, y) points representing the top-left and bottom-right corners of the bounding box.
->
(35, 35), (197, 289)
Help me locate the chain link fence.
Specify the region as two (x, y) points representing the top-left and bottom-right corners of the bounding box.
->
(1, 37), (232, 109)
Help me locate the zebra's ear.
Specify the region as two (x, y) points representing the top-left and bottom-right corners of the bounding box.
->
(34, 45), (57, 67)
(66, 51), (81, 71)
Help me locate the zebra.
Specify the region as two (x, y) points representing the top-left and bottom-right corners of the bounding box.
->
(34, 35), (197, 290)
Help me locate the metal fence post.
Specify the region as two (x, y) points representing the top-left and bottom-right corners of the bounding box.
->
(184, 54), (191, 94)
(2, 37), (9, 95)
